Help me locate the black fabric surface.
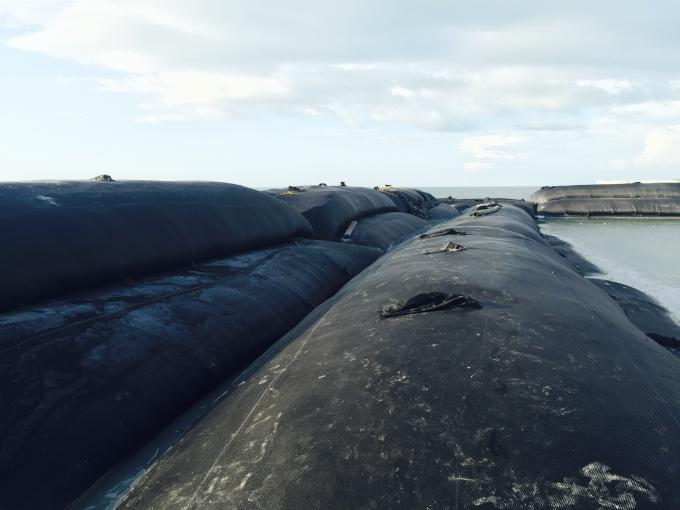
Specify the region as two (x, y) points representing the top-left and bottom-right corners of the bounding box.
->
(347, 212), (427, 251)
(121, 205), (680, 509)
(0, 181), (313, 312)
(0, 240), (379, 510)
(268, 186), (397, 241)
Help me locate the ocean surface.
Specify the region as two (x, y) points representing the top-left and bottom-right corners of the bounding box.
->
(539, 217), (680, 323)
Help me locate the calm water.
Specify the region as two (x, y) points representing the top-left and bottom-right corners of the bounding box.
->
(539, 217), (680, 323)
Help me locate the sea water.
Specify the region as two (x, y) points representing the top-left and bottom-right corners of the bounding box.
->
(539, 217), (680, 323)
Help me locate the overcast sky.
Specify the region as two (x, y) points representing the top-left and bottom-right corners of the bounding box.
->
(1, 1), (679, 187)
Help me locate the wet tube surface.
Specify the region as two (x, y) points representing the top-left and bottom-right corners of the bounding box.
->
(0, 181), (313, 312)
(0, 240), (380, 510)
(120, 205), (680, 509)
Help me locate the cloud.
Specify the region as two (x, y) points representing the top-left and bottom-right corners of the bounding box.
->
(0, 0), (67, 27)
(459, 133), (528, 161)
(637, 126), (680, 165)
(575, 80), (634, 95)
(390, 85), (416, 98)
(463, 162), (493, 171)
(99, 71), (289, 122)
(610, 101), (680, 121)
(608, 159), (629, 169)
(5, 0), (680, 132)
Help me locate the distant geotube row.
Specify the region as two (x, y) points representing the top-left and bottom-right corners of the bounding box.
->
(532, 182), (680, 216)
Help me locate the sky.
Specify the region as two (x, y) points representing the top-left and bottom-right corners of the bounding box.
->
(1, 1), (680, 187)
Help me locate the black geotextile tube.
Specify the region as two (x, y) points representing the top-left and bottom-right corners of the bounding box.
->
(450, 198), (537, 217)
(590, 279), (680, 350)
(347, 212), (427, 251)
(531, 182), (680, 203)
(537, 197), (680, 216)
(427, 203), (461, 221)
(267, 186), (398, 241)
(378, 188), (439, 218)
(0, 239), (380, 510)
(0, 181), (313, 313)
(120, 205), (680, 510)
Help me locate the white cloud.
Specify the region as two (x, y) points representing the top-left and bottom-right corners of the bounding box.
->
(390, 85), (416, 98)
(99, 71), (289, 122)
(464, 162), (493, 171)
(5, 0), (680, 131)
(608, 159), (629, 169)
(333, 63), (378, 72)
(637, 126), (680, 165)
(575, 79), (633, 95)
(0, 0), (67, 27)
(610, 101), (680, 121)
(459, 133), (528, 160)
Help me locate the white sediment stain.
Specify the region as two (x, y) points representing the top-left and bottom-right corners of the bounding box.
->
(237, 473), (252, 490)
(472, 462), (658, 509)
(448, 475), (480, 482)
(36, 194), (58, 206)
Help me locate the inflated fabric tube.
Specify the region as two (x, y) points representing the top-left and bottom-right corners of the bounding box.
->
(419, 190), (437, 202)
(590, 279), (680, 351)
(0, 239), (380, 510)
(537, 197), (680, 216)
(120, 206), (680, 509)
(346, 212), (427, 251)
(532, 182), (680, 203)
(268, 186), (397, 241)
(542, 234), (601, 276)
(457, 203), (548, 244)
(426, 203), (460, 221)
(448, 198), (537, 217)
(0, 181), (313, 313)
(377, 187), (438, 218)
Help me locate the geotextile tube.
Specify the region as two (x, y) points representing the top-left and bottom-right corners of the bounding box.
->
(0, 181), (313, 313)
(537, 197), (680, 216)
(427, 203), (460, 221)
(532, 183), (680, 216)
(446, 198), (536, 217)
(590, 279), (680, 352)
(0, 239), (380, 510)
(268, 186), (397, 240)
(120, 205), (680, 509)
(346, 212), (427, 251)
(377, 187), (438, 218)
(532, 183), (680, 203)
